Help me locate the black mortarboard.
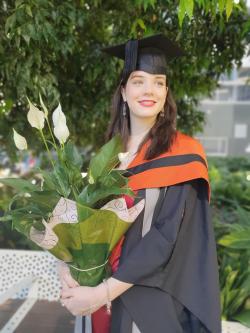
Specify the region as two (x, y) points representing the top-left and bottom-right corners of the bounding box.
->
(102, 33), (185, 80)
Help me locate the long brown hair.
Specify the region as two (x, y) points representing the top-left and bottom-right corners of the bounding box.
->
(106, 73), (177, 160)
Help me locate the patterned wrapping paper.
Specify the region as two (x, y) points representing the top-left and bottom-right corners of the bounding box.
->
(30, 196), (144, 286)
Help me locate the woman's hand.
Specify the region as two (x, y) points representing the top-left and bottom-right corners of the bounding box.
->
(60, 277), (133, 316)
(60, 284), (106, 316)
(57, 261), (79, 289)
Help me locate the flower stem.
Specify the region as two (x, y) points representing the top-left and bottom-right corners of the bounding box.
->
(71, 185), (79, 201)
(39, 129), (55, 168)
(46, 118), (58, 151)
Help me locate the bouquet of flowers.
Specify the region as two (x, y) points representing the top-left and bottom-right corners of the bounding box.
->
(0, 96), (144, 286)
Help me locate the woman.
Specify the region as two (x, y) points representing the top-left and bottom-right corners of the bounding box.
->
(59, 34), (221, 333)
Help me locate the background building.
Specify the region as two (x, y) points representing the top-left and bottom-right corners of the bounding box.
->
(197, 53), (250, 157)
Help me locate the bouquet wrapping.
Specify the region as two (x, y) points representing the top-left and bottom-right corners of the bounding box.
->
(29, 196), (144, 286)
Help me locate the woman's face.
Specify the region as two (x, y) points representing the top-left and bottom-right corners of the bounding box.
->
(122, 70), (168, 120)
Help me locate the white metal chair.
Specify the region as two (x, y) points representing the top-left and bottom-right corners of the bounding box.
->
(0, 249), (81, 333)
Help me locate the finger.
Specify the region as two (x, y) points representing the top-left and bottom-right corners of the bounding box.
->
(61, 289), (74, 299)
(61, 276), (76, 289)
(64, 274), (79, 288)
(60, 286), (69, 299)
(61, 279), (70, 290)
(61, 283), (70, 293)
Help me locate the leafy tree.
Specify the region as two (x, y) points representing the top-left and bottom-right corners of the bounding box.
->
(0, 0), (249, 155)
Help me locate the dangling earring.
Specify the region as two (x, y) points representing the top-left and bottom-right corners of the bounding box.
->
(160, 109), (165, 117)
(122, 101), (127, 117)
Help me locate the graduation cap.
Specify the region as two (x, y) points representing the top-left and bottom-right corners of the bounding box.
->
(102, 33), (185, 80)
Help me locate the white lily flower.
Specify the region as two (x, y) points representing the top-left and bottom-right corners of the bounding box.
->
(81, 172), (88, 178)
(53, 119), (70, 144)
(27, 97), (45, 130)
(13, 128), (28, 150)
(39, 93), (48, 118)
(52, 103), (66, 127)
(118, 152), (130, 163)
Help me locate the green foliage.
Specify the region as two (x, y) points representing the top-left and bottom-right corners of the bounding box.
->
(177, 0), (245, 26)
(219, 230), (250, 249)
(0, 0), (248, 156)
(178, 0), (195, 26)
(78, 135), (134, 207)
(233, 310), (250, 328)
(209, 157), (250, 208)
(219, 257), (250, 324)
(0, 178), (39, 192)
(0, 132), (132, 242)
(0, 128), (142, 287)
(0, 220), (39, 250)
(209, 157), (250, 326)
(88, 135), (122, 182)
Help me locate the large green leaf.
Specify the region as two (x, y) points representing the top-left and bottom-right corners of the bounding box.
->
(11, 205), (44, 217)
(38, 169), (58, 191)
(233, 310), (250, 328)
(218, 230), (250, 249)
(64, 163), (84, 196)
(218, 0), (226, 13)
(39, 166), (72, 198)
(12, 213), (34, 237)
(28, 190), (60, 212)
(225, 270), (238, 291)
(100, 169), (128, 188)
(0, 178), (39, 192)
(226, 0), (233, 20)
(52, 164), (71, 197)
(62, 141), (83, 170)
(88, 135), (122, 183)
(227, 288), (248, 316)
(184, 0), (194, 19)
(78, 183), (134, 208)
(78, 165), (132, 208)
(178, 0), (186, 26)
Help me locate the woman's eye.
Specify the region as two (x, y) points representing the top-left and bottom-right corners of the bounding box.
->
(156, 81), (164, 86)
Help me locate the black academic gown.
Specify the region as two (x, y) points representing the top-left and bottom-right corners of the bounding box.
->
(110, 179), (221, 333)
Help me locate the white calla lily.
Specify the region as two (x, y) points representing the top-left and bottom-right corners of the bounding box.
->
(52, 103), (66, 127)
(53, 118), (70, 144)
(81, 172), (88, 178)
(27, 97), (45, 130)
(13, 128), (28, 150)
(118, 152), (130, 163)
(39, 93), (48, 118)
